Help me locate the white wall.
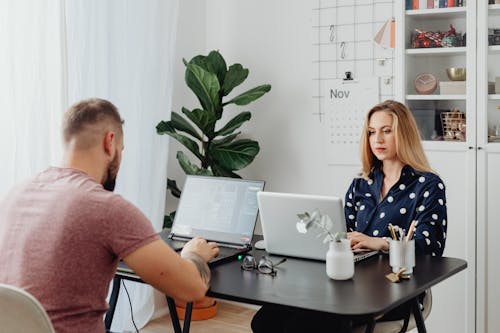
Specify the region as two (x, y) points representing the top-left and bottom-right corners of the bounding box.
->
(169, 0), (362, 233)
(166, 0), (207, 215)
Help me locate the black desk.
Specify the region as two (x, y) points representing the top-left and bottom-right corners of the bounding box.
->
(207, 249), (467, 333)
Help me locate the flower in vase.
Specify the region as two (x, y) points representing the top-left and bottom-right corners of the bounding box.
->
(296, 209), (345, 243)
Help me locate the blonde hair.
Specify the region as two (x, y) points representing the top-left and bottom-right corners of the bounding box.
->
(360, 100), (432, 179)
(63, 98), (123, 149)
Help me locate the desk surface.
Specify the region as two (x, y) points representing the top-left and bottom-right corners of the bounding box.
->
(207, 250), (466, 317)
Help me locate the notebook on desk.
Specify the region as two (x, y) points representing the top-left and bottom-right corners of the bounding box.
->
(257, 191), (378, 262)
(165, 175), (265, 266)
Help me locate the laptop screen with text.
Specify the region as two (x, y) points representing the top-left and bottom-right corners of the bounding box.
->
(171, 176), (265, 245)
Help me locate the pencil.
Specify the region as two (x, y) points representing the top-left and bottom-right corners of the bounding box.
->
(406, 220), (417, 241)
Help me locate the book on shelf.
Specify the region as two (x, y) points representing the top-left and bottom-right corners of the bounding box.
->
(427, 0), (434, 8)
(447, 0), (454, 7)
(413, 0), (419, 9)
(406, 0), (412, 10)
(439, 0), (447, 7)
(419, 0), (427, 9)
(434, 0), (439, 8)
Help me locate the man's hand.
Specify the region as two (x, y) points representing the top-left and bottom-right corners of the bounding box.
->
(181, 237), (219, 262)
(347, 231), (389, 251)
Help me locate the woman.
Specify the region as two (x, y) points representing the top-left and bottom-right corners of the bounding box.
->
(251, 100), (447, 333)
(345, 100), (447, 256)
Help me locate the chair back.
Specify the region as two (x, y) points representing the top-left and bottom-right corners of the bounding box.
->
(353, 289), (433, 333)
(0, 283), (55, 333)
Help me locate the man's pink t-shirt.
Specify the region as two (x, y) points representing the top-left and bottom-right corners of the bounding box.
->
(0, 167), (160, 332)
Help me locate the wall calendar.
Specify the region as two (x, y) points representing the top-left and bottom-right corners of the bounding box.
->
(312, 0), (395, 165)
(321, 77), (379, 165)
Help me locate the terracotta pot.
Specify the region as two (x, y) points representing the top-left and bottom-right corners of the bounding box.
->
(175, 296), (218, 320)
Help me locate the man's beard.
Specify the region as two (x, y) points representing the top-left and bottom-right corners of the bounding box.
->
(103, 168), (116, 192)
(103, 153), (119, 192)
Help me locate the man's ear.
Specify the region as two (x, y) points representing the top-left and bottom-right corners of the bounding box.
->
(103, 131), (116, 159)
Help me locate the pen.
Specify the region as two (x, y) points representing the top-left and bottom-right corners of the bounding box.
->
(398, 228), (405, 241)
(406, 220), (416, 241)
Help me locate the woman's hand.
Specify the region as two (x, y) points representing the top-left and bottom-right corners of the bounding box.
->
(347, 232), (389, 251)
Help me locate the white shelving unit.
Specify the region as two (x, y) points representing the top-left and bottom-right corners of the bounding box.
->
(476, 3), (500, 333)
(396, 3), (476, 333)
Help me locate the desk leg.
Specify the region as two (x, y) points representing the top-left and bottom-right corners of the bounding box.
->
(364, 319), (375, 333)
(412, 297), (427, 333)
(166, 296), (183, 333)
(183, 302), (193, 332)
(165, 297), (193, 333)
(105, 276), (121, 331)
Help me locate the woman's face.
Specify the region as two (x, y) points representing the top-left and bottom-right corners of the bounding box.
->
(368, 110), (398, 163)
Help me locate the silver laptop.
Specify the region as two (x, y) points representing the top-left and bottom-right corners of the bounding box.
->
(257, 191), (378, 262)
(166, 175), (265, 266)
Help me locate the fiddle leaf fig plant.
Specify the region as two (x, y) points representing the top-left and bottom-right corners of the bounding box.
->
(157, 50), (271, 178)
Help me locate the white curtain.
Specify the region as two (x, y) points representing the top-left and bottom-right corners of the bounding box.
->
(0, 0), (178, 331)
(0, 0), (65, 192)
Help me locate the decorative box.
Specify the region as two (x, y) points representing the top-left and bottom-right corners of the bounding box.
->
(440, 81), (466, 95)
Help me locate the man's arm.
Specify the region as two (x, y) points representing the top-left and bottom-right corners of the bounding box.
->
(123, 238), (219, 303)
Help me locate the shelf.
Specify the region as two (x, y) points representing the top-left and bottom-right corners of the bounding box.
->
(407, 94), (466, 100)
(422, 140), (468, 152)
(489, 45), (500, 53)
(489, 4), (500, 13)
(406, 7), (466, 19)
(488, 94), (500, 100)
(406, 47), (466, 56)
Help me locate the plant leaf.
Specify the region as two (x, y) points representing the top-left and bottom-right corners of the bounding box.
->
(211, 162), (241, 178)
(223, 84), (271, 106)
(188, 55), (208, 70)
(214, 111), (251, 137)
(211, 139), (259, 170)
(206, 50), (227, 85)
(163, 211), (176, 229)
(185, 63), (220, 114)
(181, 107), (216, 138)
(212, 132), (240, 145)
(156, 121), (202, 159)
(169, 111), (201, 140)
(222, 64), (248, 96)
(176, 151), (213, 176)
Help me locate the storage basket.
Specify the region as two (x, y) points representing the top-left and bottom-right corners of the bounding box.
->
(440, 109), (466, 141)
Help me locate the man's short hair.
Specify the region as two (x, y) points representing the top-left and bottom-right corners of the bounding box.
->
(63, 98), (124, 149)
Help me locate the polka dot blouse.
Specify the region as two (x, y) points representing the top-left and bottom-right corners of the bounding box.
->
(344, 165), (447, 256)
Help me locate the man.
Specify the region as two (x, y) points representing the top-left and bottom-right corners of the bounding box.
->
(0, 98), (219, 332)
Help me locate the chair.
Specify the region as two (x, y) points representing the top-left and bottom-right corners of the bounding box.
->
(0, 283), (55, 333)
(353, 289), (432, 333)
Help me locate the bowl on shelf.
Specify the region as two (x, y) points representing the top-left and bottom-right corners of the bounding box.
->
(446, 67), (466, 81)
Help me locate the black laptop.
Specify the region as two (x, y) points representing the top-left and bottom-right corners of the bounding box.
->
(165, 175), (265, 266)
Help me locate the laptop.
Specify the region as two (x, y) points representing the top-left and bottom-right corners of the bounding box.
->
(165, 175), (265, 266)
(257, 191), (378, 262)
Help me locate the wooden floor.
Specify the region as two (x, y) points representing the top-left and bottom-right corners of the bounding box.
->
(140, 300), (258, 333)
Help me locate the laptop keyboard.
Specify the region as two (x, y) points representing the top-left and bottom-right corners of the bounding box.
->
(168, 239), (246, 257)
(168, 239), (188, 251)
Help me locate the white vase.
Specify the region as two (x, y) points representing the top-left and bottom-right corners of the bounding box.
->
(326, 239), (354, 280)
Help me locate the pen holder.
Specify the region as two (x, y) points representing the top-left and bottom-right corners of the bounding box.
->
(389, 240), (415, 276)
